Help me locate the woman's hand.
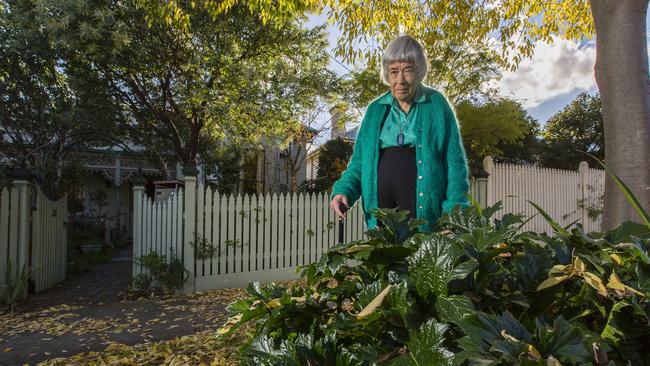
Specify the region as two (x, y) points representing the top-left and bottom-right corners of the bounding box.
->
(329, 194), (350, 219)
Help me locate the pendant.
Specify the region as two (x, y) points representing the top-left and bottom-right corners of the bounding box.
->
(397, 133), (405, 146)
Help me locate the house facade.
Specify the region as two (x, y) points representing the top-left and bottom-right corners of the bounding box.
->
(239, 140), (309, 195)
(305, 105), (359, 185)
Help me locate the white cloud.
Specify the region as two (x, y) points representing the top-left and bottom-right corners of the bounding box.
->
(487, 36), (597, 109)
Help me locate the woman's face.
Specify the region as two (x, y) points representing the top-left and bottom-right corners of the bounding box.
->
(388, 61), (418, 103)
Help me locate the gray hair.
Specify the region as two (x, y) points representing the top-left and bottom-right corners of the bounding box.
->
(381, 35), (428, 85)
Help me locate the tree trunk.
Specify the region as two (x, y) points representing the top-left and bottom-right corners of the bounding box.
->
(291, 170), (298, 192)
(590, 0), (650, 230)
(188, 123), (201, 166)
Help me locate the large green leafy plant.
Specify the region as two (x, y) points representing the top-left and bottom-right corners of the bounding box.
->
(220, 169), (650, 365)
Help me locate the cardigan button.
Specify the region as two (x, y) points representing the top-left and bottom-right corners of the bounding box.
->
(418, 160), (422, 164)
(419, 192), (424, 197)
(418, 205), (423, 209)
(418, 175), (423, 180)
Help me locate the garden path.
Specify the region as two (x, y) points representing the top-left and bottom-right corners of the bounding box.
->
(0, 246), (240, 366)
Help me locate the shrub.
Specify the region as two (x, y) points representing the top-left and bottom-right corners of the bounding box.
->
(219, 156), (650, 366)
(133, 249), (189, 293)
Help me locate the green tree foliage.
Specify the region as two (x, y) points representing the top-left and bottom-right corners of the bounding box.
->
(424, 41), (501, 105)
(133, 0), (316, 30)
(0, 0), (124, 199)
(34, 0), (335, 172)
(343, 68), (388, 110)
(455, 97), (533, 175)
(201, 143), (243, 195)
(493, 117), (542, 167)
(313, 137), (353, 192)
(539, 92), (604, 170)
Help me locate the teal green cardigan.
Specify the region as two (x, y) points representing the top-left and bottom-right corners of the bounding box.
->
(329, 85), (470, 232)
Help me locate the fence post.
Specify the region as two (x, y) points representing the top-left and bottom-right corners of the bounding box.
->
(182, 167), (197, 293)
(131, 177), (146, 283)
(14, 178), (32, 300)
(483, 156), (494, 207)
(578, 161), (589, 227)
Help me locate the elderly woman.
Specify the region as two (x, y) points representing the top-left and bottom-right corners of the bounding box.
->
(329, 35), (470, 233)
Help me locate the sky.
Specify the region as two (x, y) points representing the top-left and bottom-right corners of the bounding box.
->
(305, 11), (650, 130)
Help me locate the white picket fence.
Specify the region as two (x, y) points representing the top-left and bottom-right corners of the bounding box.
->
(0, 180), (68, 301)
(133, 158), (604, 292)
(132, 175), (367, 292)
(484, 157), (604, 234)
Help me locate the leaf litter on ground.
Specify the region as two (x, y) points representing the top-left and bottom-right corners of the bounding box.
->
(2, 282), (301, 364)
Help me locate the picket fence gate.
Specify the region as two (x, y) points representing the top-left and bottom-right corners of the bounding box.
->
(0, 180), (68, 301)
(133, 158), (604, 293)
